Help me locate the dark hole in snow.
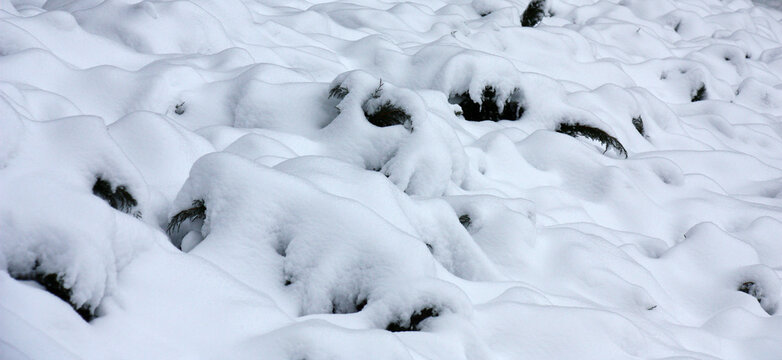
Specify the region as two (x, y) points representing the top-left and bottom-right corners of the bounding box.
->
(632, 116), (645, 136)
(479, 11), (491, 17)
(745, 53), (751, 59)
(425, 243), (434, 252)
(691, 84), (707, 102)
(459, 214), (471, 228)
(174, 102), (185, 115)
(450, 86), (524, 122)
(167, 199), (206, 235)
(12, 264), (94, 322)
(556, 122), (627, 158)
(521, 0), (547, 27)
(386, 307), (439, 332)
(673, 21), (681, 33)
(647, 305), (657, 310)
(356, 298), (368, 311)
(275, 240), (288, 257)
(724, 56), (731, 61)
(92, 177), (139, 216)
(331, 296), (368, 314)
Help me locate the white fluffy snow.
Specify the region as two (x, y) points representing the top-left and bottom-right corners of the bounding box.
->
(1, 0), (782, 359)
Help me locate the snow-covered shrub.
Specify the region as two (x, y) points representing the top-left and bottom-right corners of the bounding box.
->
(365, 277), (472, 333)
(324, 71), (468, 196)
(171, 152), (447, 314)
(234, 81), (337, 132)
(443, 195), (535, 267)
(735, 264), (781, 315)
(521, 0), (547, 27)
(0, 112), (153, 323)
(449, 86), (524, 121)
(556, 122), (628, 158)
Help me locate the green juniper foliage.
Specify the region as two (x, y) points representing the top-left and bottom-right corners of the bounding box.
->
(365, 101), (412, 128)
(363, 80), (412, 129)
(328, 84), (349, 100)
(167, 199), (207, 235)
(557, 122), (628, 158)
(92, 177), (138, 215)
(450, 86), (524, 122)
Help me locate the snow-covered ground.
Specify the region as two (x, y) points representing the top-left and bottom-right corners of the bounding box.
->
(2, 0), (782, 358)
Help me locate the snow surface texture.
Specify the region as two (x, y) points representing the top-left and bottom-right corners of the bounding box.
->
(2, 0), (782, 358)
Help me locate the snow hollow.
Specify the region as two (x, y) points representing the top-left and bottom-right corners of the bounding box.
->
(2, 0), (782, 359)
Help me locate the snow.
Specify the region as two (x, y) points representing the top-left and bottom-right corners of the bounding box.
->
(2, 0), (782, 359)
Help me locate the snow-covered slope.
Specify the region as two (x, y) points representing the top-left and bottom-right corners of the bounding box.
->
(2, 0), (782, 358)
